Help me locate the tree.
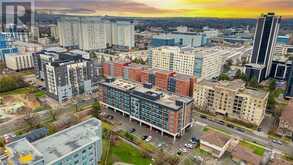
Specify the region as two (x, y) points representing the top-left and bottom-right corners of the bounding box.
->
(269, 79), (277, 91)
(90, 51), (96, 59)
(219, 73), (230, 81)
(235, 69), (242, 79)
(92, 101), (101, 117)
(247, 76), (258, 88)
(0, 75), (26, 92)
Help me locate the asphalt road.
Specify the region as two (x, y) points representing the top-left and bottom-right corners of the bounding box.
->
(193, 115), (293, 157)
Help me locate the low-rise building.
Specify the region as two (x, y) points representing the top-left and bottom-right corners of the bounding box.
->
(5, 53), (34, 71)
(194, 80), (269, 126)
(98, 79), (193, 142)
(4, 118), (102, 165)
(278, 101), (293, 137)
(200, 129), (234, 158)
(231, 144), (262, 165)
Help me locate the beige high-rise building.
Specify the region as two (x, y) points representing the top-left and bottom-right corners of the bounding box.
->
(149, 46), (224, 81)
(5, 53), (34, 71)
(194, 79), (269, 126)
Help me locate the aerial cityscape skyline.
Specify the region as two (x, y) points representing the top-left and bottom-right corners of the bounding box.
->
(0, 0), (293, 164)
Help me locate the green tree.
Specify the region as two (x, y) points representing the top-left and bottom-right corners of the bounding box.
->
(89, 51), (96, 59)
(269, 79), (277, 91)
(92, 101), (101, 117)
(248, 76), (259, 88)
(219, 73), (230, 81)
(235, 69), (242, 79)
(0, 75), (26, 92)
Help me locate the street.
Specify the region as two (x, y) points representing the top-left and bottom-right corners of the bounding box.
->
(193, 115), (293, 157)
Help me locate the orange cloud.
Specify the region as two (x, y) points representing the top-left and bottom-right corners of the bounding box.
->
(35, 0), (293, 18)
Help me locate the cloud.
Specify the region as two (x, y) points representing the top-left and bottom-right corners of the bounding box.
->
(35, 0), (174, 15)
(34, 0), (293, 18)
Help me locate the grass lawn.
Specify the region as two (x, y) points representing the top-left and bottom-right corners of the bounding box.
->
(240, 141), (265, 156)
(0, 86), (37, 96)
(34, 90), (46, 98)
(108, 140), (152, 165)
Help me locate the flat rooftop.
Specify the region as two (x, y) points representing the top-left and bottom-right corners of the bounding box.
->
(199, 79), (245, 91)
(6, 139), (43, 164)
(101, 79), (193, 110)
(200, 129), (231, 148)
(33, 118), (101, 164)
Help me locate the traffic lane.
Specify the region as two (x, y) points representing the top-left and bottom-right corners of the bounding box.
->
(193, 115), (293, 156)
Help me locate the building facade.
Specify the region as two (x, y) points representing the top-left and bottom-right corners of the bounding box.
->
(4, 118), (102, 165)
(194, 80), (269, 126)
(285, 62), (293, 99)
(149, 46), (224, 81)
(98, 79), (193, 141)
(57, 17), (134, 50)
(5, 53), (34, 71)
(269, 56), (292, 81)
(33, 47), (96, 103)
(102, 62), (196, 97)
(245, 13), (281, 83)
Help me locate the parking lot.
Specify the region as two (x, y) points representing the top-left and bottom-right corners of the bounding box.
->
(103, 108), (205, 155)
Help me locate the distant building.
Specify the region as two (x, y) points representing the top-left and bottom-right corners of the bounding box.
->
(277, 35), (289, 45)
(112, 21), (135, 50)
(49, 24), (59, 40)
(0, 47), (18, 62)
(278, 101), (293, 137)
(151, 35), (175, 47)
(176, 26), (188, 33)
(245, 13), (281, 83)
(5, 118), (102, 165)
(151, 32), (207, 48)
(57, 17), (134, 50)
(98, 79), (193, 142)
(5, 52), (34, 71)
(194, 80), (269, 126)
(33, 47), (97, 103)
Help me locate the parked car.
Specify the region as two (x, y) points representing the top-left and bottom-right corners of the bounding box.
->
(179, 148), (188, 153)
(145, 136), (152, 142)
(142, 135), (148, 140)
(272, 140), (282, 145)
(128, 128), (136, 133)
(200, 115), (207, 119)
(227, 124), (234, 128)
(236, 127), (245, 132)
(184, 143), (193, 149)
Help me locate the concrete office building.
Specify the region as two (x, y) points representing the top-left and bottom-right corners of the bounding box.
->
(5, 53), (34, 71)
(149, 46), (224, 81)
(98, 79), (193, 142)
(245, 13), (281, 83)
(194, 80), (269, 126)
(33, 47), (96, 103)
(5, 118), (102, 165)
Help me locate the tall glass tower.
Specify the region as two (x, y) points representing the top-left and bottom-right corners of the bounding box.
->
(245, 13), (281, 83)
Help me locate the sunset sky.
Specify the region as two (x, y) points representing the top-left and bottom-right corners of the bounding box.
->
(35, 0), (293, 18)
